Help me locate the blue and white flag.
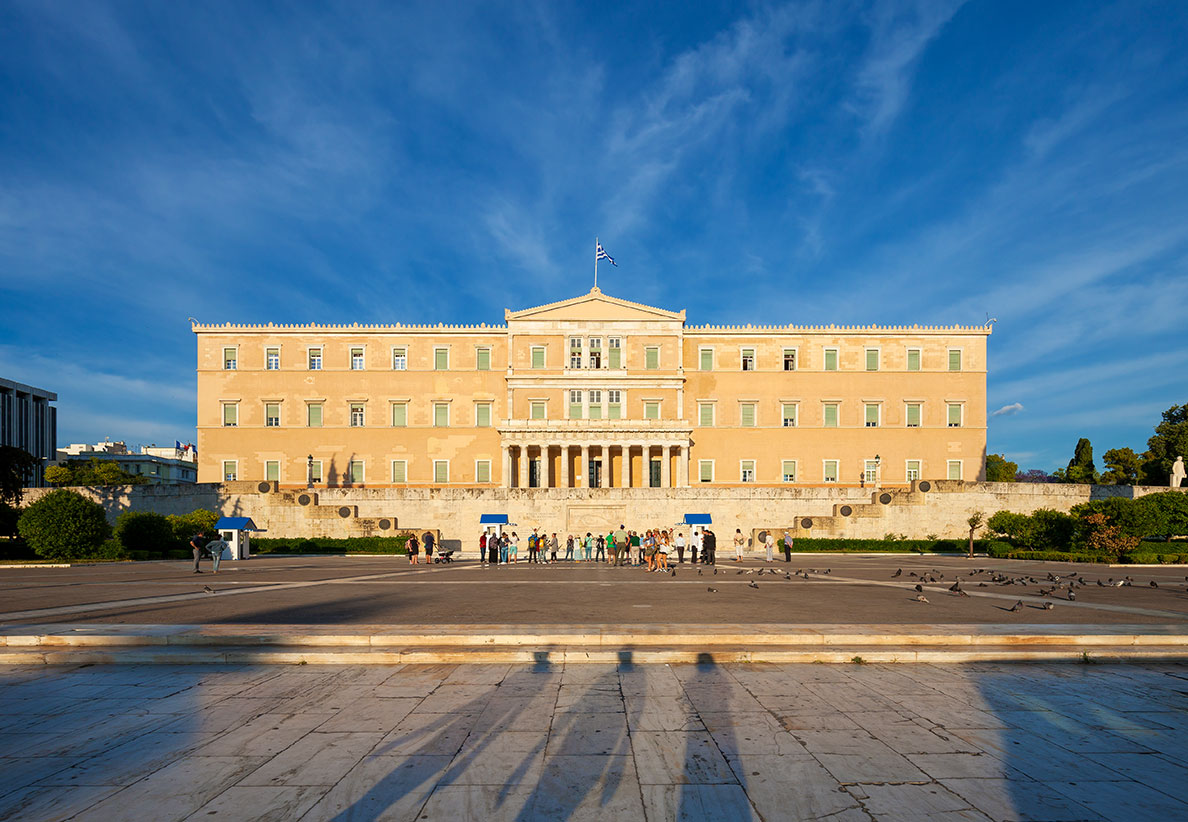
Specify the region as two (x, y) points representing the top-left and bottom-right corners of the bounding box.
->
(596, 242), (616, 266)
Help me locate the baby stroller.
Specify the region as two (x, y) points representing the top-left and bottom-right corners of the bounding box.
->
(434, 549), (455, 564)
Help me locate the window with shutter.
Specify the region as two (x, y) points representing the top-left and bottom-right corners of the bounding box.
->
(865, 349), (879, 371)
(782, 460), (796, 482)
(947, 460), (962, 480)
(699, 460), (714, 482)
(948, 350), (962, 371)
(223, 404), (237, 427)
(699, 349), (713, 371)
(530, 401), (545, 420)
(824, 349), (838, 371)
(907, 349), (920, 371)
(434, 403), (449, 427)
(434, 348), (449, 370)
(307, 404), (322, 427)
(391, 461), (407, 483)
(740, 460), (755, 482)
(350, 348), (364, 370)
(741, 349), (755, 371)
(476, 461), (491, 483)
(391, 404), (407, 427)
(644, 402), (659, 420)
(906, 460), (921, 481)
(608, 339), (621, 368)
(569, 390), (583, 419)
(265, 404), (280, 427)
(740, 404), (755, 427)
(223, 348), (237, 370)
(265, 461), (280, 481)
(477, 348), (491, 370)
(349, 460), (364, 484)
(824, 404), (838, 427)
(391, 348), (407, 370)
(947, 404), (962, 427)
(783, 349), (796, 370)
(699, 404), (714, 426)
(266, 348), (279, 370)
(434, 460), (449, 483)
(530, 347), (544, 369)
(782, 404), (796, 427)
(645, 347), (659, 369)
(865, 404), (879, 427)
(823, 460), (838, 482)
(476, 404), (491, 427)
(906, 404), (921, 427)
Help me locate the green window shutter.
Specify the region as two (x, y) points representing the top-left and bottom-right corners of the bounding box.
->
(570, 402), (582, 419)
(645, 348), (659, 369)
(782, 404), (796, 426)
(948, 461), (962, 480)
(392, 404), (407, 427)
(949, 350), (962, 371)
(947, 404), (961, 426)
(865, 404), (879, 425)
(608, 403), (621, 419)
(307, 405), (322, 427)
(477, 349), (491, 370)
(434, 349), (448, 370)
(824, 350), (837, 371)
(265, 462), (279, 481)
(906, 404), (920, 427)
(700, 349), (713, 371)
(824, 405), (838, 427)
(530, 348), (543, 369)
(907, 350), (920, 371)
(223, 404), (236, 425)
(435, 404), (449, 427)
(645, 402), (659, 420)
(350, 461), (363, 483)
(392, 462), (406, 482)
(530, 402), (545, 420)
(589, 404), (602, 420)
(476, 462), (490, 483)
(740, 404), (755, 427)
(824, 460), (838, 481)
(608, 348), (621, 369)
(866, 350), (879, 371)
(434, 461), (448, 483)
(476, 405), (491, 427)
(699, 461), (713, 482)
(699, 404), (714, 426)
(782, 461), (796, 481)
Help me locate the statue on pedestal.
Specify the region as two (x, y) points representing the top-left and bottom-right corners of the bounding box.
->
(1172, 456), (1186, 488)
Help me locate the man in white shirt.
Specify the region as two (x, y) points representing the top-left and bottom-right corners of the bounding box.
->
(675, 532), (687, 563)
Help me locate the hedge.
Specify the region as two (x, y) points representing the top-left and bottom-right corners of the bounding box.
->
(250, 536), (409, 554)
(779, 538), (1012, 554)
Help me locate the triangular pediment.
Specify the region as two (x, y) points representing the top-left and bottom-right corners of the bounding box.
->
(506, 288), (685, 323)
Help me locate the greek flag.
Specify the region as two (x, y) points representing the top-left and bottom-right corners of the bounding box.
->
(596, 242), (616, 266)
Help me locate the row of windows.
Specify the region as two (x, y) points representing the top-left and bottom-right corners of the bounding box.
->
(221, 398), (966, 428)
(223, 457), (965, 484)
(221, 343), (967, 373)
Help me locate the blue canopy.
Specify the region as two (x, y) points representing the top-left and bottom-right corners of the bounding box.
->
(683, 514), (712, 525)
(479, 514), (509, 525)
(216, 517), (262, 531)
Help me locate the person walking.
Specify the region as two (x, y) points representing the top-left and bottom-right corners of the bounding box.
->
(733, 529), (745, 562)
(704, 528), (717, 565)
(674, 531), (686, 564)
(782, 528), (793, 562)
(204, 534), (228, 574)
(764, 531), (775, 562)
(549, 533), (559, 563)
(488, 532), (500, 566)
(423, 530), (435, 564)
(190, 532), (208, 574)
(408, 533), (420, 565)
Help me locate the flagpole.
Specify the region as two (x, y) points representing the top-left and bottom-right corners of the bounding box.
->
(594, 236), (599, 289)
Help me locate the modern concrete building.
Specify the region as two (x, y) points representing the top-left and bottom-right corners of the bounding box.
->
(0, 377), (57, 487)
(194, 288), (990, 489)
(58, 441), (198, 484)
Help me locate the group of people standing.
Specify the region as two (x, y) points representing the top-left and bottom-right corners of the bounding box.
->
(475, 526), (732, 568)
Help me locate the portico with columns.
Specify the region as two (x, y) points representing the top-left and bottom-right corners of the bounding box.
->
(498, 426), (692, 488)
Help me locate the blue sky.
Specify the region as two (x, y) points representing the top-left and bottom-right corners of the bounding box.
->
(1, 1), (1186, 471)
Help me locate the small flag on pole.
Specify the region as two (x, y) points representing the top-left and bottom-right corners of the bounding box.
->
(595, 241), (616, 266)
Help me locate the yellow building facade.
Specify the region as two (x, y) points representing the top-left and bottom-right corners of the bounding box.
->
(194, 288), (990, 489)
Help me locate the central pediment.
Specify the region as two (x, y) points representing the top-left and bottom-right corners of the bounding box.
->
(506, 287), (685, 323)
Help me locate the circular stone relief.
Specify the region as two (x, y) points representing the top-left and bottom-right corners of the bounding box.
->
(257, 481), (272, 493)
(756, 530), (768, 543)
(919, 481), (932, 493)
(879, 493), (892, 504)
(378, 519), (391, 530)
(801, 518), (813, 529)
(839, 505), (852, 517)
(297, 494), (311, 506)
(338, 506), (352, 518)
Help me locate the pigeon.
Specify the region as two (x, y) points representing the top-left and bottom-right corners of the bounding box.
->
(1068, 590), (1076, 601)
(892, 568), (902, 578)
(698, 569), (703, 576)
(1096, 579), (1105, 587)
(707, 586), (718, 593)
(949, 581), (962, 592)
(914, 594), (929, 603)
(203, 585), (215, 594)
(1043, 602), (1054, 610)
(825, 569), (831, 575)
(784, 574), (792, 580)
(914, 583), (924, 592)
(736, 570), (745, 575)
(1009, 600), (1023, 612)
(714, 568), (719, 575)
(748, 581), (759, 589)
(671, 569), (676, 578)
(1150, 580), (1159, 588)
(978, 583), (987, 587)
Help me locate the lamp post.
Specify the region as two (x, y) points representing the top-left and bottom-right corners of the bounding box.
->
(874, 454), (882, 490)
(306, 454), (314, 489)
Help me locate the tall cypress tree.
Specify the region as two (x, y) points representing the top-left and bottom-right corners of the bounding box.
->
(1066, 438), (1098, 484)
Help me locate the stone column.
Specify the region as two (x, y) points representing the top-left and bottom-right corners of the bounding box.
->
(620, 444), (631, 489)
(580, 444), (589, 488)
(660, 443), (671, 488)
(560, 444), (570, 489)
(502, 444), (512, 489)
(542, 445), (551, 488)
(678, 444), (689, 488)
(519, 444), (529, 489)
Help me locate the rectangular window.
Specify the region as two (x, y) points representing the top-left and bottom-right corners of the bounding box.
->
(569, 389), (583, 419)
(865, 404), (880, 427)
(906, 403), (921, 428)
(783, 349), (797, 371)
(947, 403), (963, 427)
(350, 403), (365, 427)
(349, 459), (364, 484)
(740, 403), (756, 427)
(222, 403), (238, 427)
(530, 401), (546, 420)
(265, 403), (280, 427)
(948, 349), (962, 371)
(588, 338), (602, 369)
(948, 460), (963, 480)
(608, 338), (622, 369)
(740, 460), (756, 483)
(644, 401), (660, 420)
(864, 460), (879, 484)
(308, 348), (322, 370)
(223, 460), (237, 481)
(475, 404), (491, 427)
(350, 347), (364, 370)
(310, 460), (323, 483)
(607, 390), (621, 419)
(906, 460), (921, 481)
(782, 404), (797, 427)
(741, 348), (755, 371)
(434, 460), (449, 484)
(434, 403), (449, 427)
(823, 403), (838, 428)
(307, 403), (323, 427)
(391, 460), (407, 483)
(824, 348), (838, 371)
(392, 347), (407, 370)
(823, 460), (839, 483)
(391, 403), (407, 427)
(266, 347), (279, 370)
(907, 348), (921, 371)
(865, 349), (880, 371)
(699, 460), (714, 483)
(265, 461), (280, 482)
(223, 347), (237, 370)
(645, 347), (659, 370)
(530, 347), (545, 369)
(699, 403), (715, 427)
(588, 390), (602, 420)
(476, 460), (491, 483)
(699, 348), (714, 371)
(434, 348), (449, 371)
(569, 337), (582, 369)
(782, 460), (797, 482)
(476, 348), (491, 371)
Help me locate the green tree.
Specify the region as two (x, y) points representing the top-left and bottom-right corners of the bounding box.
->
(44, 465), (73, 486)
(985, 454), (1018, 482)
(1100, 447), (1141, 485)
(966, 511), (984, 558)
(0, 445), (39, 505)
(1146, 403), (1188, 484)
(1065, 438), (1098, 484)
(50, 458), (148, 487)
(17, 489), (111, 560)
(114, 511), (175, 553)
(166, 509), (219, 545)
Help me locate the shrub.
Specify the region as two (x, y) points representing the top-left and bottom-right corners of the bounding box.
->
(1135, 492), (1188, 537)
(1030, 509), (1076, 551)
(777, 538), (1011, 554)
(115, 511), (175, 553)
(1082, 512), (1141, 557)
(1071, 497), (1160, 541)
(1002, 550), (1112, 563)
(17, 489), (111, 560)
(987, 511), (1032, 544)
(251, 536), (408, 554)
(0, 501), (19, 538)
(166, 509), (219, 546)
(87, 538), (130, 561)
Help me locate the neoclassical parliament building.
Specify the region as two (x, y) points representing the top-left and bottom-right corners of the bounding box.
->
(194, 288), (989, 490)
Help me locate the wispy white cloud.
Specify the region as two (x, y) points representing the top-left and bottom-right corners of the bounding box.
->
(990, 403), (1024, 418)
